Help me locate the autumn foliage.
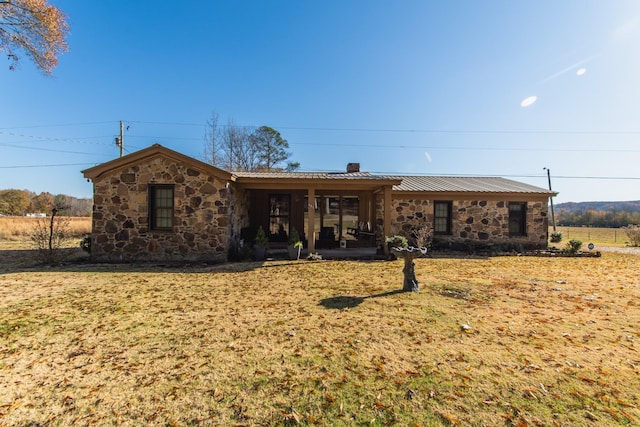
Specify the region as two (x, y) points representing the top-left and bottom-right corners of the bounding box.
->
(0, 0), (69, 73)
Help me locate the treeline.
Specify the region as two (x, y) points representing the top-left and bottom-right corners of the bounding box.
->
(0, 189), (91, 217)
(555, 209), (640, 228)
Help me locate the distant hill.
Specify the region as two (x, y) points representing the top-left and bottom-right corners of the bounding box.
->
(555, 200), (640, 214)
(553, 201), (640, 227)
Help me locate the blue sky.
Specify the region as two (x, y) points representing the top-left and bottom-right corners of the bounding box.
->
(1, 1), (639, 203)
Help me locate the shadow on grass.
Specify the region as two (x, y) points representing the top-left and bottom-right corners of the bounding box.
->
(0, 247), (268, 275)
(319, 289), (406, 309)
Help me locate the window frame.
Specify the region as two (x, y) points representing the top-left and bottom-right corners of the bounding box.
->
(149, 184), (174, 231)
(433, 200), (452, 235)
(508, 201), (527, 237)
(268, 193), (291, 242)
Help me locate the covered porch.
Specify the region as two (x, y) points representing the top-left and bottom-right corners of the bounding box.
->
(234, 172), (401, 254)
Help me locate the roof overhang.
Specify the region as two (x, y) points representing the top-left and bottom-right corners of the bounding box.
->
(234, 176), (402, 191)
(82, 144), (234, 182)
(391, 190), (557, 201)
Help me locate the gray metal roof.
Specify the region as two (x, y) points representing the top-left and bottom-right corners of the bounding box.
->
(386, 175), (553, 194)
(233, 170), (553, 194)
(234, 171), (387, 180)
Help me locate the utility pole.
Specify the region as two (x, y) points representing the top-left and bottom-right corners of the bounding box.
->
(115, 121), (124, 157)
(544, 167), (556, 231)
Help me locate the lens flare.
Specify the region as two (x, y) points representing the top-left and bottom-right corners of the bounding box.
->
(520, 96), (537, 107)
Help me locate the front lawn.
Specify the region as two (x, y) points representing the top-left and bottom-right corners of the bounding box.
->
(1, 249), (639, 425)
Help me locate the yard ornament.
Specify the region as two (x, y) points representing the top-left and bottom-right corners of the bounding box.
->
(391, 246), (428, 292)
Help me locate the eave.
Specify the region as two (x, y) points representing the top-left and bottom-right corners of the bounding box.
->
(234, 176), (403, 191)
(82, 144), (234, 183)
(391, 190), (557, 201)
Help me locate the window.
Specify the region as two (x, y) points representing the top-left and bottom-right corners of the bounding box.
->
(269, 194), (290, 241)
(434, 201), (452, 234)
(509, 202), (527, 236)
(149, 185), (174, 230)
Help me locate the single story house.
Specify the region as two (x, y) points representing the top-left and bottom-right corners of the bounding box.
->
(81, 144), (556, 262)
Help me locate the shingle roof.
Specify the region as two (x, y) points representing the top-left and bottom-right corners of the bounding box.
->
(385, 175), (553, 194)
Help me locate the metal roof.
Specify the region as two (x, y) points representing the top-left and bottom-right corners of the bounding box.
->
(234, 171), (552, 194)
(234, 171), (385, 180)
(81, 145), (553, 196)
(386, 175), (554, 194)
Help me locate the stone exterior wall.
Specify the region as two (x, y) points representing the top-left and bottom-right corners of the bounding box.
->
(226, 184), (250, 252)
(380, 196), (549, 249)
(90, 156), (232, 262)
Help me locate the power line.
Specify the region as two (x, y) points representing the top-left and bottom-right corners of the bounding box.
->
(7, 119), (640, 135)
(128, 120), (640, 135)
(0, 131), (113, 146)
(275, 126), (640, 135)
(0, 143), (100, 156)
(128, 120), (203, 127)
(290, 142), (640, 153)
(0, 121), (118, 130)
(366, 171), (640, 180)
(0, 143), (99, 156)
(0, 163), (95, 169)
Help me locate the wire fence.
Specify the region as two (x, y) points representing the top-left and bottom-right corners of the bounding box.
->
(551, 226), (625, 245)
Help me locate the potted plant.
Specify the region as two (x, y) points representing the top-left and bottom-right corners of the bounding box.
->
(287, 227), (303, 260)
(253, 226), (269, 261)
(385, 235), (408, 259)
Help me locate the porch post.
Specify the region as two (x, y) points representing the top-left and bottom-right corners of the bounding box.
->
(307, 188), (316, 253)
(383, 185), (392, 255)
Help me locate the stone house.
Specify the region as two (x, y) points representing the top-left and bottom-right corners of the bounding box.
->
(82, 144), (556, 262)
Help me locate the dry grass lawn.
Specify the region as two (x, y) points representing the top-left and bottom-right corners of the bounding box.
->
(0, 244), (639, 426)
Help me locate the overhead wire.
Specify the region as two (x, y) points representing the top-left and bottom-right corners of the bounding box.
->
(2, 121), (639, 178)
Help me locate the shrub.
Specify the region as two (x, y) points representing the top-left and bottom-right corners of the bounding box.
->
(254, 226), (269, 247)
(411, 226), (433, 249)
(550, 231), (563, 243)
(621, 224), (640, 247)
(80, 235), (91, 253)
(30, 209), (71, 263)
(565, 239), (583, 254)
(385, 235), (408, 250)
(288, 227), (302, 247)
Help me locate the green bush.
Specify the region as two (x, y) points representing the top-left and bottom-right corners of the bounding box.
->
(565, 239), (583, 253)
(255, 226), (269, 247)
(386, 235), (408, 249)
(288, 227), (302, 247)
(550, 231), (563, 243)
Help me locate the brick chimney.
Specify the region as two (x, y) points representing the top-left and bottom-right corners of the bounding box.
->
(347, 162), (360, 173)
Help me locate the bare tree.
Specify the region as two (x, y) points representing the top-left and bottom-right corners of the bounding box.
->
(202, 113), (299, 172)
(227, 120), (258, 171)
(203, 111), (222, 167)
(31, 205), (70, 263)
